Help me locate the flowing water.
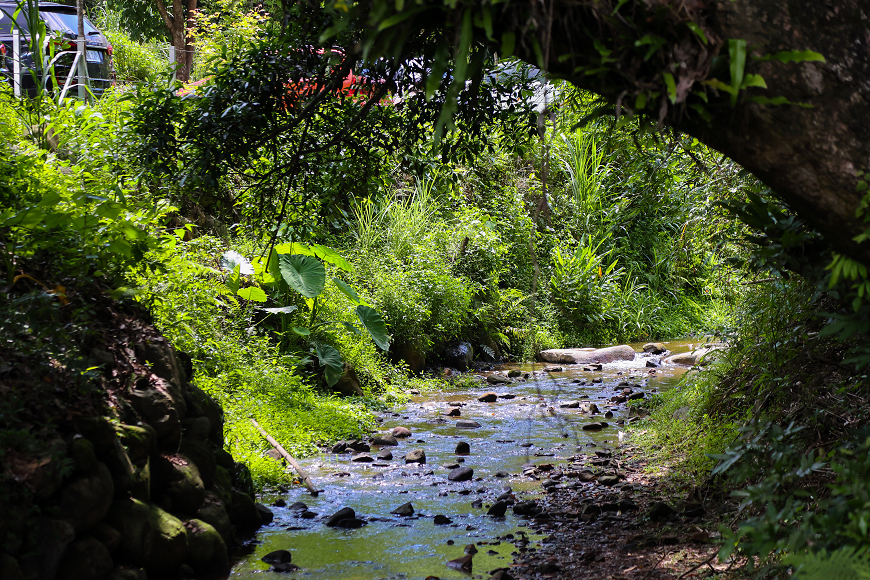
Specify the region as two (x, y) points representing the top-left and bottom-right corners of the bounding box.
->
(230, 339), (705, 579)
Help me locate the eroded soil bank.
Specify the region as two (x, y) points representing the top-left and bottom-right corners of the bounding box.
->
(233, 339), (735, 579)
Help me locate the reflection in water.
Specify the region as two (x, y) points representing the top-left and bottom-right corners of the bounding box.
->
(231, 340), (693, 579)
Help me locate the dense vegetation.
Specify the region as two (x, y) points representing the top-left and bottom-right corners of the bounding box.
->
(4, 0), (870, 578)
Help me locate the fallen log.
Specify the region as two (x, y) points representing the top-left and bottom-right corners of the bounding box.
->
(250, 418), (319, 495)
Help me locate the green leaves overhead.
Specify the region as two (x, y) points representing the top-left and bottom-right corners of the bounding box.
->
(356, 305), (390, 351)
(279, 254), (327, 298)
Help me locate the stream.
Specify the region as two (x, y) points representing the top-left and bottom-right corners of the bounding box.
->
(229, 339), (704, 579)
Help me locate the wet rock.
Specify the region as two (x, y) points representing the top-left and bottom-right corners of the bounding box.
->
(592, 377), (603, 383)
(543, 366), (563, 372)
(456, 420), (481, 429)
(512, 500), (541, 516)
(448, 467), (474, 482)
(471, 499), (483, 508)
(159, 455), (206, 514)
(507, 370), (522, 378)
(185, 519), (229, 575)
(649, 502), (677, 521)
(262, 549), (297, 573)
(300, 511), (317, 519)
(273, 499), (286, 508)
(498, 393), (516, 399)
(536, 562), (562, 574)
(405, 449), (426, 464)
(604, 411), (613, 418)
(377, 449), (393, 460)
(229, 490), (261, 529)
(446, 554), (473, 573)
(351, 453), (374, 463)
(489, 569), (514, 580)
(628, 391), (646, 400)
(486, 375), (510, 385)
(107, 499), (153, 566)
(538, 345), (636, 365)
(433, 515), (452, 525)
(331, 441), (348, 453)
(494, 471), (509, 478)
(598, 475), (620, 486)
(371, 434), (398, 446)
(487, 501), (508, 517)
(582, 422), (606, 430)
(478, 392), (499, 402)
(455, 441), (471, 455)
(664, 347), (722, 366)
(443, 463), (460, 469)
(390, 502), (414, 517)
(464, 543), (478, 555)
(347, 440), (371, 453)
(444, 407), (461, 417)
(325, 507), (356, 527)
(559, 401), (580, 408)
(288, 501), (308, 512)
(256, 504), (274, 525)
(643, 342), (667, 354)
(392, 427), (412, 438)
(646, 359), (660, 368)
(334, 518), (366, 529)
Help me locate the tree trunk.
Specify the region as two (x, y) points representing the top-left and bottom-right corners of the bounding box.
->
(154, 0), (196, 82)
(487, 0), (870, 263)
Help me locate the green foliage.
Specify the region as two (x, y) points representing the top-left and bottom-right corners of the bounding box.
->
(786, 547), (870, 580)
(103, 28), (166, 82)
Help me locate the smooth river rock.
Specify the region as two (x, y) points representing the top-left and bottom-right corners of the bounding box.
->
(663, 346), (722, 366)
(537, 344), (637, 365)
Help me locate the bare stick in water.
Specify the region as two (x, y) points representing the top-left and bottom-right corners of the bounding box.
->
(250, 418), (319, 495)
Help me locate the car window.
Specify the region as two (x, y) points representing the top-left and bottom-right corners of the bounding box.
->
(0, 8), (29, 35)
(41, 10), (99, 36)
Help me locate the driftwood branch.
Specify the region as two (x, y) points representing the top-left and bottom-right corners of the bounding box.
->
(250, 418), (319, 495)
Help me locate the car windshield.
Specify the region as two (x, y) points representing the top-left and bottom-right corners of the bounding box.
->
(0, 9), (28, 34)
(43, 10), (99, 36)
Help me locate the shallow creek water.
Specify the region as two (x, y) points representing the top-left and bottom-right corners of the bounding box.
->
(230, 339), (704, 579)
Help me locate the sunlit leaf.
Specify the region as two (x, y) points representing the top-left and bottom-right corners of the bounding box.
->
(356, 304), (390, 350)
(279, 254), (326, 298)
(237, 287), (268, 302)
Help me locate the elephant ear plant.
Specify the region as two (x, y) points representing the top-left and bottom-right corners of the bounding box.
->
(219, 243), (390, 388)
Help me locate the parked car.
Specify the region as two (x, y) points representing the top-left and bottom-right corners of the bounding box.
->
(0, 1), (113, 98)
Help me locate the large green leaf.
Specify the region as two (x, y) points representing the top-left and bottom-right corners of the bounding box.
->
(236, 287), (268, 302)
(220, 250), (254, 275)
(312, 244), (353, 272)
(279, 254), (326, 298)
(314, 342), (344, 387)
(356, 305), (390, 351)
(333, 278), (361, 304)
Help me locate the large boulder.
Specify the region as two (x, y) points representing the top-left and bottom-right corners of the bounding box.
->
(663, 346), (722, 366)
(159, 455), (206, 514)
(56, 462), (114, 532)
(127, 379), (181, 444)
(145, 505), (188, 574)
(195, 493), (232, 543)
(178, 440), (216, 489)
(107, 499), (154, 566)
(536, 345), (637, 365)
(134, 340), (187, 417)
(55, 537), (113, 580)
(184, 519), (228, 575)
(443, 343), (474, 372)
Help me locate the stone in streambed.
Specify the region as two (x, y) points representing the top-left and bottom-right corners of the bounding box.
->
(582, 422), (608, 430)
(455, 441), (471, 455)
(487, 501), (508, 517)
(433, 515), (453, 525)
(405, 449), (426, 464)
(507, 370), (521, 378)
(598, 474), (620, 486)
(537, 344), (636, 365)
(377, 449), (393, 460)
(331, 441), (347, 453)
(456, 420), (481, 429)
(444, 407), (461, 417)
(486, 375), (510, 385)
(478, 392), (499, 402)
(347, 440), (370, 452)
(446, 554), (473, 573)
(262, 549), (297, 572)
(352, 453), (374, 463)
(325, 507), (356, 527)
(287, 501), (308, 512)
(559, 401), (580, 408)
(392, 427), (412, 438)
(643, 342), (667, 354)
(512, 500), (541, 516)
(371, 434), (398, 446)
(498, 393), (516, 399)
(390, 502), (414, 517)
(448, 467), (474, 482)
